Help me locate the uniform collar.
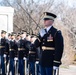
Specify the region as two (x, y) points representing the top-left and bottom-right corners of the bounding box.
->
(11, 39), (15, 41)
(21, 37), (25, 40)
(45, 25), (53, 32)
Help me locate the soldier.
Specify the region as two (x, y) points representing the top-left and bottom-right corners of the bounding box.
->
(31, 36), (41, 75)
(8, 33), (11, 41)
(35, 47), (41, 75)
(0, 30), (9, 75)
(28, 35), (37, 75)
(9, 32), (18, 75)
(32, 12), (64, 75)
(16, 33), (21, 42)
(17, 32), (29, 75)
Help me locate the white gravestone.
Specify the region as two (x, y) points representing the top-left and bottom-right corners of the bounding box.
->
(0, 7), (14, 37)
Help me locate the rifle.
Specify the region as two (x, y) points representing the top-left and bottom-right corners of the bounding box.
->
(6, 59), (10, 75)
(53, 68), (59, 75)
(35, 61), (39, 75)
(23, 57), (27, 75)
(4, 54), (7, 75)
(14, 57), (18, 75)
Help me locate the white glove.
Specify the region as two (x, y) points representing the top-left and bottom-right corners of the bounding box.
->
(53, 66), (59, 70)
(36, 61), (39, 64)
(39, 29), (46, 37)
(14, 57), (18, 61)
(3, 54), (7, 57)
(23, 57), (26, 60)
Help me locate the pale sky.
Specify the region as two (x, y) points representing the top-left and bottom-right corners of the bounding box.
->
(27, 0), (76, 8)
(0, 0), (76, 8)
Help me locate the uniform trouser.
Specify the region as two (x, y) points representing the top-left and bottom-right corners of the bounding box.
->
(39, 65), (53, 75)
(1, 55), (5, 75)
(0, 55), (1, 73)
(9, 58), (15, 75)
(35, 62), (40, 75)
(29, 61), (35, 75)
(18, 59), (24, 75)
(0, 56), (1, 64)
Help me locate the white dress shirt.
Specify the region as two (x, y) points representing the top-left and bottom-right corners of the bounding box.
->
(45, 25), (53, 32)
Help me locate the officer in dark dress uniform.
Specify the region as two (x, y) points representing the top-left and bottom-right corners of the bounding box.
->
(0, 30), (9, 75)
(9, 33), (18, 75)
(33, 12), (64, 75)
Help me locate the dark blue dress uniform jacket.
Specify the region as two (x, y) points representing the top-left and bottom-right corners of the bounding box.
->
(0, 38), (9, 56)
(28, 44), (37, 62)
(9, 40), (18, 58)
(17, 39), (29, 59)
(34, 26), (64, 67)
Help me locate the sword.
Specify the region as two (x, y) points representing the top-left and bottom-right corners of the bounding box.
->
(28, 61), (30, 75)
(6, 59), (10, 75)
(4, 54), (7, 75)
(14, 57), (18, 75)
(53, 68), (59, 75)
(23, 57), (27, 75)
(16, 59), (18, 75)
(35, 61), (39, 75)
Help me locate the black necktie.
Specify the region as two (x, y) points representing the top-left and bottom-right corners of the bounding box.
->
(44, 29), (47, 33)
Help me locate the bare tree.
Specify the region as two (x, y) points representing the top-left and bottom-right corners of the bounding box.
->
(1, 0), (76, 65)
(1, 0), (54, 34)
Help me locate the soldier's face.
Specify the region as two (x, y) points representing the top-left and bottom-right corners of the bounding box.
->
(17, 36), (21, 40)
(8, 36), (11, 39)
(1, 33), (6, 38)
(23, 33), (26, 38)
(21, 34), (25, 38)
(30, 38), (33, 42)
(27, 35), (31, 41)
(11, 36), (15, 40)
(44, 19), (54, 27)
(20, 34), (23, 38)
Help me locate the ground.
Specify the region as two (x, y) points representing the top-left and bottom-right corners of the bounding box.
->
(59, 65), (76, 75)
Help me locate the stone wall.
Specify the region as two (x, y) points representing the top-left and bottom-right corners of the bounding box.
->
(0, 6), (14, 37)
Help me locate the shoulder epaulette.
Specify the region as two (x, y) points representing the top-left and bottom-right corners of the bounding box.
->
(58, 30), (61, 32)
